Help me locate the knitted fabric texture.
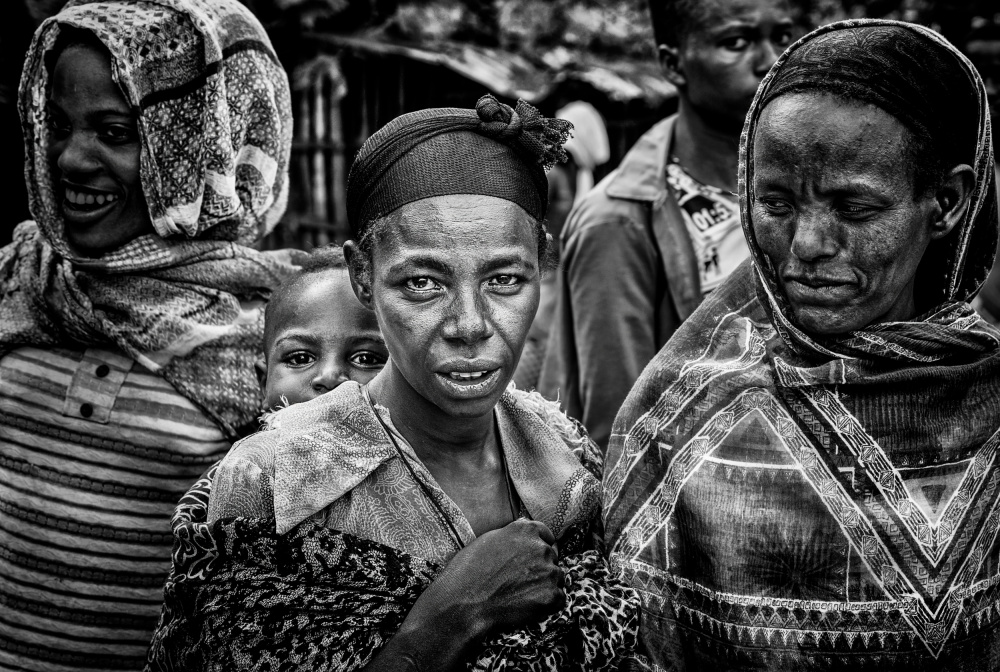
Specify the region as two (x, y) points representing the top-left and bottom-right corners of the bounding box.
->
(347, 94), (572, 235)
(0, 0), (297, 438)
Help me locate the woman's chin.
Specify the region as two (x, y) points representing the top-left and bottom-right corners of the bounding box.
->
(791, 305), (860, 336)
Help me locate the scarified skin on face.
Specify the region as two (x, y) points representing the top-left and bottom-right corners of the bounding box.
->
(751, 92), (945, 334)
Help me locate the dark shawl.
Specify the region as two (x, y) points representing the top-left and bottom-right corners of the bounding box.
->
(605, 19), (1000, 671)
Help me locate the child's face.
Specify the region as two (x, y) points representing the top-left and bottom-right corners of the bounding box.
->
(260, 269), (387, 409)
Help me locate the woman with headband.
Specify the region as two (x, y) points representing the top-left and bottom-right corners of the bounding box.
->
(147, 95), (638, 671)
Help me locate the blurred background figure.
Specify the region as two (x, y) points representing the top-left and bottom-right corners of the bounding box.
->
(513, 100), (610, 391)
(547, 101), (612, 240)
(538, 0), (795, 451)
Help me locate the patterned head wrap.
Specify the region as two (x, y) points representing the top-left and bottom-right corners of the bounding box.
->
(0, 0), (296, 438)
(740, 19), (998, 352)
(347, 94), (572, 237)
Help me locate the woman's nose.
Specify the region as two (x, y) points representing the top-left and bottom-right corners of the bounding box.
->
(790, 211), (838, 262)
(442, 289), (494, 344)
(56, 131), (100, 177)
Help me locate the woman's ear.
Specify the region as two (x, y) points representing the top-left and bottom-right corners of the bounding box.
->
(930, 164), (976, 240)
(659, 44), (686, 88)
(343, 240), (374, 309)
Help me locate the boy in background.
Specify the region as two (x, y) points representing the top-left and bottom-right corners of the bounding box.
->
(540, 0), (795, 450)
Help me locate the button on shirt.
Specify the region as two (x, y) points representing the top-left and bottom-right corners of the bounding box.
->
(0, 345), (230, 669)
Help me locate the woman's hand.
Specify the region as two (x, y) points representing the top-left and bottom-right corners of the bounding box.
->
(416, 518), (566, 636)
(361, 519), (564, 672)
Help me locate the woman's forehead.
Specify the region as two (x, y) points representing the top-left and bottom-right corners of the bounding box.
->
(755, 92), (910, 158)
(50, 44), (128, 113)
(374, 195), (538, 263)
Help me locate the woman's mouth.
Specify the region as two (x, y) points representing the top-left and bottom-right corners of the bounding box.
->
(436, 367), (503, 399)
(61, 186), (121, 224)
(783, 276), (855, 305)
(449, 371), (488, 381)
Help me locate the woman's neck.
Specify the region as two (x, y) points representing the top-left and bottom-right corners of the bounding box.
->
(367, 365), (495, 463)
(672, 97), (742, 193)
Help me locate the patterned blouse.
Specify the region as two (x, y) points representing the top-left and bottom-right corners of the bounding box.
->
(208, 381), (604, 566)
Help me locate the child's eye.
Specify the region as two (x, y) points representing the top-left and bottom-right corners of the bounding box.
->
(404, 277), (441, 292)
(719, 36), (750, 51)
(349, 350), (387, 369)
(283, 351), (316, 367)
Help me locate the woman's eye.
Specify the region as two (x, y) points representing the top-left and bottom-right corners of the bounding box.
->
(283, 352), (315, 367)
(757, 198), (792, 216)
(46, 116), (71, 139)
(101, 124), (137, 143)
(404, 277), (441, 292)
(349, 350), (388, 369)
(839, 204), (878, 221)
(775, 29), (793, 47)
(490, 274), (520, 288)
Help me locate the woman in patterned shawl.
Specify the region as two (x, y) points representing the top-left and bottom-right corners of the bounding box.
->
(145, 95), (639, 671)
(604, 19), (1000, 672)
(0, 0), (293, 669)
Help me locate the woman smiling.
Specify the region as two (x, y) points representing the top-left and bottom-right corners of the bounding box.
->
(0, 0), (293, 669)
(147, 96), (638, 671)
(605, 19), (1000, 670)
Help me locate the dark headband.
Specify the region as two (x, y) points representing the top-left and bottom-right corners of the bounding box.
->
(347, 95), (571, 237)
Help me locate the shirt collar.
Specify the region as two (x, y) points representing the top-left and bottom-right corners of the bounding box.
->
(270, 382), (599, 539)
(604, 114), (677, 203)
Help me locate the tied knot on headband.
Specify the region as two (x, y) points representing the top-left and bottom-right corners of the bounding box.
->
(346, 93), (574, 234)
(476, 94), (572, 171)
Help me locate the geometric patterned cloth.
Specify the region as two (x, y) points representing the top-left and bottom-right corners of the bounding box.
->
(605, 19), (1000, 671)
(1, 0), (297, 438)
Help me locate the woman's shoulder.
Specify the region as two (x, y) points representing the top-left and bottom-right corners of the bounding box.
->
(208, 382), (375, 522)
(504, 385), (603, 478)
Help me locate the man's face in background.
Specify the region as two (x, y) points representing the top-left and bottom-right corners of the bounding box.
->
(663, 0), (795, 133)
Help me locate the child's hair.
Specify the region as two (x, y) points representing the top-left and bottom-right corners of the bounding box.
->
(263, 245), (351, 351)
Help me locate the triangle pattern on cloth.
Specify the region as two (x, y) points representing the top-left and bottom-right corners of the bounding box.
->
(792, 385), (1000, 655)
(620, 384), (1000, 659)
(898, 461), (973, 526)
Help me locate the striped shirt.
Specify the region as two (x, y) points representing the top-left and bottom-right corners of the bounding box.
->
(0, 346), (230, 671)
